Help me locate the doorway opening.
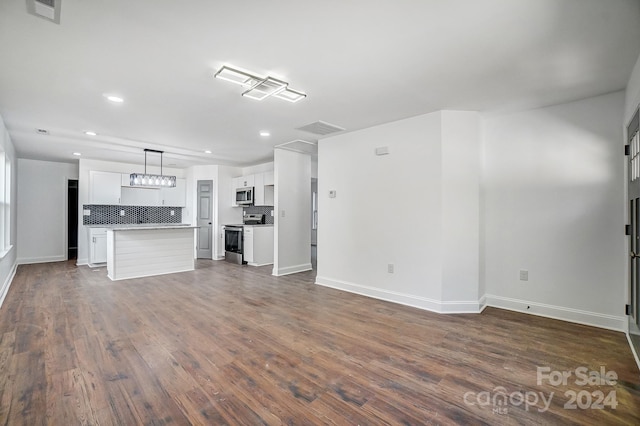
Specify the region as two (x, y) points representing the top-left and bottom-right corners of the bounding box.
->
(67, 179), (78, 259)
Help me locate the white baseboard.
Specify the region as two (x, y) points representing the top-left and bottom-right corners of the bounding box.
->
(76, 258), (88, 266)
(273, 263), (313, 276)
(0, 261), (18, 308)
(626, 333), (640, 371)
(315, 276), (484, 314)
(18, 255), (67, 265)
(485, 294), (626, 332)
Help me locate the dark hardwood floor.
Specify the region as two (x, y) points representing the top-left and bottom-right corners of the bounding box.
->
(0, 260), (639, 425)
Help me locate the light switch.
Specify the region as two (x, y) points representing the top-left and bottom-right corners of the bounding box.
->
(120, 210), (125, 216)
(83, 209), (91, 216)
(270, 210), (274, 217)
(329, 190), (337, 198)
(170, 210), (175, 216)
(281, 210), (285, 218)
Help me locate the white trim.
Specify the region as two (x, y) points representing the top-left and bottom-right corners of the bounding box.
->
(248, 261), (274, 267)
(76, 257), (88, 266)
(626, 333), (640, 371)
(17, 255), (67, 265)
(273, 263), (312, 276)
(485, 294), (626, 332)
(0, 244), (13, 260)
(0, 261), (17, 308)
(315, 276), (484, 314)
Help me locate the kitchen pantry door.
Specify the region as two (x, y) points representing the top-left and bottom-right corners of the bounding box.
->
(627, 107), (640, 356)
(197, 180), (213, 259)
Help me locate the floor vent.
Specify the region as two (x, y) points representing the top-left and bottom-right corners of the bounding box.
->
(27, 0), (62, 24)
(296, 120), (345, 136)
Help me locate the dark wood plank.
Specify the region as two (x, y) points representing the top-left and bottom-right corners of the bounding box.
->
(0, 260), (638, 424)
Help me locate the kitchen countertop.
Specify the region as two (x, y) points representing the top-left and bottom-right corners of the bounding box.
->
(223, 224), (274, 227)
(86, 223), (192, 229)
(109, 224), (197, 231)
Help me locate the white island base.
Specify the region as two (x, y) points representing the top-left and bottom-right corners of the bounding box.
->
(106, 226), (196, 281)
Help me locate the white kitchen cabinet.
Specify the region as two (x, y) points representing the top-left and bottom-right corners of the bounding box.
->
(237, 175), (254, 189)
(89, 171), (122, 204)
(161, 178), (186, 207)
(88, 227), (108, 266)
(243, 225), (273, 266)
(263, 171), (274, 186)
(121, 173), (132, 186)
(253, 172), (274, 206)
(254, 173), (264, 206)
(121, 187), (159, 206)
(243, 227), (254, 263)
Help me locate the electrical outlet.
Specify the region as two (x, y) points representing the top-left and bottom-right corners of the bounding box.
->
(170, 210), (175, 216)
(329, 190), (337, 198)
(83, 209), (91, 216)
(120, 210), (125, 216)
(388, 263), (394, 274)
(270, 210), (274, 217)
(519, 270), (529, 281)
(281, 210), (285, 218)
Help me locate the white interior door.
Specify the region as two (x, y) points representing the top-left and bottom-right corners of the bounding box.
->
(197, 180), (213, 259)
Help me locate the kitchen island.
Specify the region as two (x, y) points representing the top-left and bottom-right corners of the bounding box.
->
(106, 225), (197, 281)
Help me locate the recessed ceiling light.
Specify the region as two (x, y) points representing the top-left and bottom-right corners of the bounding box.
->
(104, 94), (124, 103)
(73, 152), (82, 156)
(259, 131), (270, 137)
(204, 150), (212, 154)
(85, 131), (97, 136)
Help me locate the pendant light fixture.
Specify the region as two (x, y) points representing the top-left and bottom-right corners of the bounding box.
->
(129, 149), (176, 188)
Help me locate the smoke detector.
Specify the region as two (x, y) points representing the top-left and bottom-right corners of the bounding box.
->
(27, 0), (62, 24)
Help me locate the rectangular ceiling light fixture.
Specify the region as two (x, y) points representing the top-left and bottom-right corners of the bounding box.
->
(214, 64), (306, 103)
(214, 65), (261, 87)
(273, 87), (307, 103)
(242, 77), (288, 100)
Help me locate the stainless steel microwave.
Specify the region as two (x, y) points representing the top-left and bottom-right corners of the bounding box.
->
(235, 187), (254, 205)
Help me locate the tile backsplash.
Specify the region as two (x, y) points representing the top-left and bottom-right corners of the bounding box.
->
(83, 205), (182, 225)
(243, 206), (274, 224)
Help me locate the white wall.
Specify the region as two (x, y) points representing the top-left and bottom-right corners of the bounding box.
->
(317, 111), (482, 312)
(17, 159), (79, 264)
(273, 149), (311, 275)
(77, 159), (186, 264)
(441, 111), (481, 303)
(0, 115), (17, 307)
(482, 91), (626, 330)
(626, 53), (640, 124)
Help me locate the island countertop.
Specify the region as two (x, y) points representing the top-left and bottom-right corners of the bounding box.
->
(108, 224), (198, 231)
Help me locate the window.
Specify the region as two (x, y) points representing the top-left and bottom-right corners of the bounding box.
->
(0, 150), (11, 256)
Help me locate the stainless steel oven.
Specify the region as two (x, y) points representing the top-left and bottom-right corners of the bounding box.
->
(224, 225), (244, 264)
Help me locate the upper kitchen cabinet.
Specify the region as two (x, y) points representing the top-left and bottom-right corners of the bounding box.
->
(232, 172), (274, 207)
(89, 171), (122, 204)
(121, 187), (159, 206)
(254, 173), (274, 206)
(235, 175), (255, 189)
(160, 178), (186, 207)
(263, 171), (274, 186)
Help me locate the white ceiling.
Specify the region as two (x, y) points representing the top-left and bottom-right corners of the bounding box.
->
(1, 0), (639, 168)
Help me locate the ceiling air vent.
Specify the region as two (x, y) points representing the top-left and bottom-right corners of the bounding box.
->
(27, 0), (62, 24)
(296, 120), (345, 136)
(275, 140), (318, 156)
